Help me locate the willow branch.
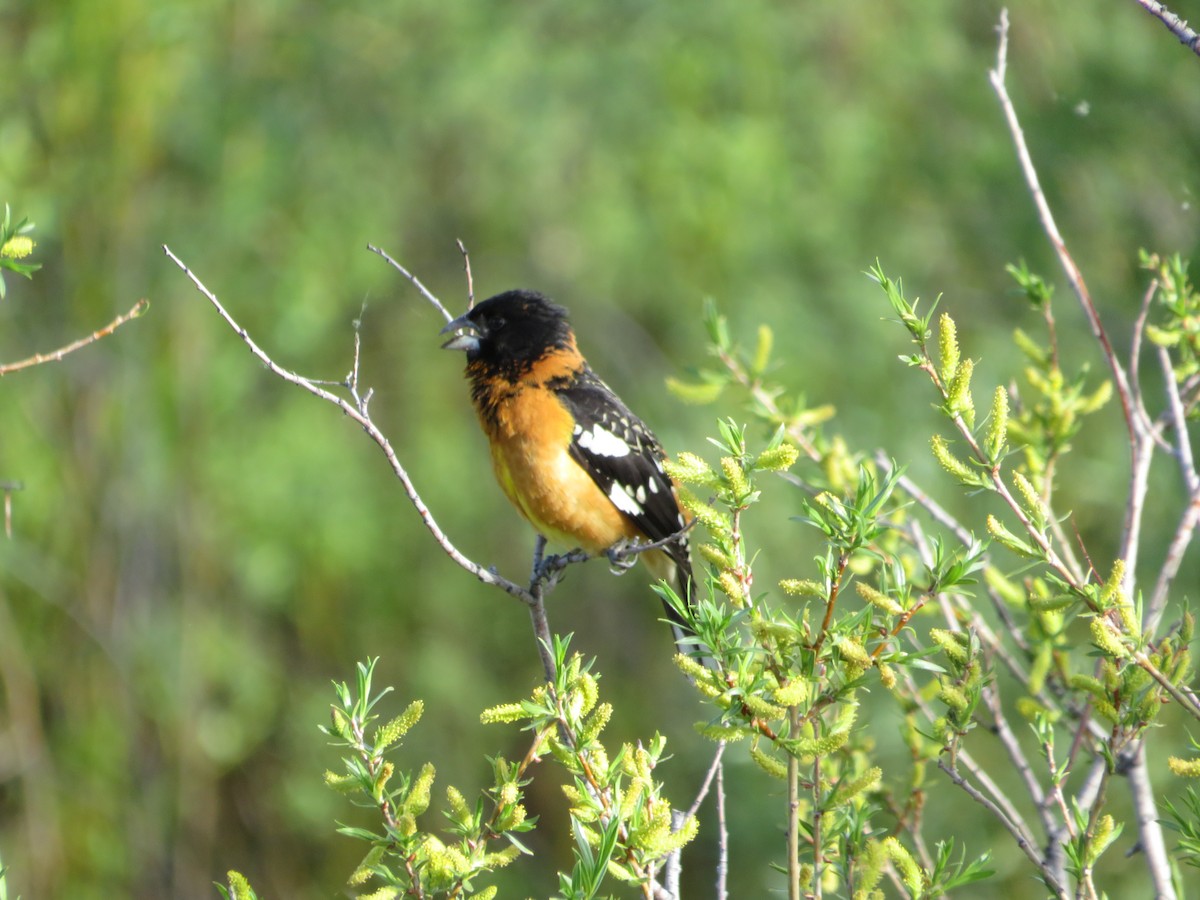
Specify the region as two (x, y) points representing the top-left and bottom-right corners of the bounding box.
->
(0, 298), (148, 376)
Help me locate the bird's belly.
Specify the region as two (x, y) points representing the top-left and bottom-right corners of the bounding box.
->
(486, 392), (633, 553)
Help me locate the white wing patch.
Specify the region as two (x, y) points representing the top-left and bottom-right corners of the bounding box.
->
(608, 482), (644, 516)
(576, 423), (632, 458)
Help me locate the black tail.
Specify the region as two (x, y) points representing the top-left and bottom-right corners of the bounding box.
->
(650, 551), (718, 674)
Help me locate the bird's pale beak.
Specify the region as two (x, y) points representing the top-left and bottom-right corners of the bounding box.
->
(440, 314), (482, 352)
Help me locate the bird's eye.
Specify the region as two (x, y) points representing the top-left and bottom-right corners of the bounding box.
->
(491, 316), (507, 330)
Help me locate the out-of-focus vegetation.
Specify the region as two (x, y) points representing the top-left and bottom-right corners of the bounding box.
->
(1, 1), (1197, 897)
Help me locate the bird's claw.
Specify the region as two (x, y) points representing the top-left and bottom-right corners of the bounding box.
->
(605, 540), (640, 576)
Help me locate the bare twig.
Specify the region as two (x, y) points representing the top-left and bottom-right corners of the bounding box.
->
(366, 243), (454, 323)
(0, 298), (148, 376)
(1144, 343), (1200, 629)
(683, 741), (727, 820)
(1146, 493), (1200, 633)
(1128, 282), (1173, 455)
(990, 11), (1136, 440)
(716, 755), (728, 900)
(982, 685), (1050, 827)
(1126, 746), (1177, 899)
(456, 238), (476, 309)
(666, 743), (727, 900)
(1131, 0), (1200, 56)
(1, 482), (20, 539)
(938, 758), (1068, 899)
(789, 706), (805, 900)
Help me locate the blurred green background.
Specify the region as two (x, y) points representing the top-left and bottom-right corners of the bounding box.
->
(2, 0), (1198, 897)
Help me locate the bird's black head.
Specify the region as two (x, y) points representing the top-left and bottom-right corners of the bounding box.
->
(441, 289), (574, 376)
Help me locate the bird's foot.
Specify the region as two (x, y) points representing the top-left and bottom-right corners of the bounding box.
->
(604, 539), (640, 576)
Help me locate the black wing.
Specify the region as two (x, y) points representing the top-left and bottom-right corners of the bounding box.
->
(556, 366), (713, 669)
(554, 366), (690, 572)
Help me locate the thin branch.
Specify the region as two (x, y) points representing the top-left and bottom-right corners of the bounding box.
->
(1, 482), (21, 540)
(1126, 746), (1177, 900)
(989, 10), (1137, 440)
(982, 684), (1050, 827)
(0, 298), (148, 376)
(524, 536), (564, 683)
(1128, 282), (1175, 457)
(1158, 344), (1200, 491)
(716, 755), (728, 900)
(164, 245), (535, 608)
(799, 708), (814, 900)
(1131, 0), (1200, 56)
(1145, 343), (1200, 632)
(667, 742), (727, 900)
(366, 243), (455, 323)
(899, 666), (1044, 856)
(456, 238), (476, 309)
(1146, 493), (1200, 633)
(989, 9), (1168, 605)
(683, 741), (727, 820)
(938, 759), (1068, 899)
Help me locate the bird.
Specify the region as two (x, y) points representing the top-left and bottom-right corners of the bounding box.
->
(440, 288), (706, 666)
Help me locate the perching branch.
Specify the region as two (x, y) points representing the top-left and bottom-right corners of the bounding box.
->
(163, 245), (544, 605)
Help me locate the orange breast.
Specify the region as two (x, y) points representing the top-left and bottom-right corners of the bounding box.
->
(484, 384), (638, 553)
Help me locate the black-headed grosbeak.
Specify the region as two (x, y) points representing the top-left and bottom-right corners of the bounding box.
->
(441, 289), (701, 662)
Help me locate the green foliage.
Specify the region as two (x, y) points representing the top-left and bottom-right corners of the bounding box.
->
(314, 648), (693, 899)
(1163, 784), (1200, 870)
(1142, 251), (1200, 385)
(649, 253), (1196, 897)
(662, 404), (995, 894)
(318, 659), (531, 898)
(0, 205), (40, 299)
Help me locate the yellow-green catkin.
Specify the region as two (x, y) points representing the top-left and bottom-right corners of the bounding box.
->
(986, 514), (1037, 558)
(985, 386), (1009, 460)
(857, 581), (904, 615)
(938, 313), (960, 384)
(931, 435), (976, 485)
(883, 836), (925, 895)
(947, 358), (976, 427)
(752, 324), (774, 375)
(1012, 471), (1048, 529)
(666, 452), (716, 486)
(1098, 559), (1127, 607)
(755, 441), (800, 472)
(1168, 756), (1200, 777)
(1, 235), (34, 258)
(720, 456), (750, 497)
(1090, 617), (1128, 659)
(750, 745), (789, 779)
(780, 578), (826, 598)
(376, 700), (426, 750)
(480, 702), (526, 724)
